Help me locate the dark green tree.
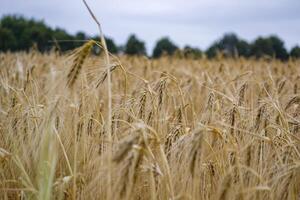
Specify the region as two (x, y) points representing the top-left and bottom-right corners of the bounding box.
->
(0, 15), (119, 53)
(250, 35), (288, 60)
(152, 37), (178, 58)
(1, 15), (28, 40)
(73, 32), (87, 48)
(105, 37), (119, 54)
(0, 15), (120, 53)
(250, 37), (273, 58)
(236, 40), (251, 57)
(124, 34), (146, 56)
(24, 21), (53, 51)
(218, 33), (239, 57)
(205, 43), (219, 58)
(0, 28), (17, 51)
(52, 28), (75, 51)
(1, 15), (31, 50)
(290, 45), (300, 59)
(205, 33), (250, 58)
(91, 36), (119, 54)
(1, 15), (56, 51)
(75, 32), (87, 40)
(270, 36), (289, 60)
(183, 45), (202, 59)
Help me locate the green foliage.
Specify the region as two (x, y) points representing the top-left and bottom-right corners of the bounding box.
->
(250, 36), (288, 60)
(52, 28), (76, 51)
(105, 37), (119, 54)
(1, 15), (53, 51)
(183, 46), (202, 59)
(91, 36), (119, 54)
(0, 28), (17, 51)
(205, 33), (250, 58)
(236, 40), (251, 58)
(124, 34), (146, 56)
(206, 33), (290, 60)
(290, 46), (300, 59)
(205, 44), (219, 59)
(152, 37), (178, 58)
(0, 15), (298, 60)
(0, 15), (119, 54)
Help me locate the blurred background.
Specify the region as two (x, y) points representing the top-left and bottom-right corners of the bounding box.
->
(1, 0), (300, 59)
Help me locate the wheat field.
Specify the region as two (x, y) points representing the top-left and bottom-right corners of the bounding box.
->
(0, 48), (300, 200)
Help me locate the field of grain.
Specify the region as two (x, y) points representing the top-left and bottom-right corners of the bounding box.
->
(0, 48), (300, 200)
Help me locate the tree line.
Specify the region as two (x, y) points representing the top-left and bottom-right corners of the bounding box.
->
(1, 15), (300, 60)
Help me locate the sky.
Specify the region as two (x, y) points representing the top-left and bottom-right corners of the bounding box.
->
(1, 0), (300, 53)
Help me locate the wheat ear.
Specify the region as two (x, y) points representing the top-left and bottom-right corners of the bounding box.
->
(67, 40), (94, 87)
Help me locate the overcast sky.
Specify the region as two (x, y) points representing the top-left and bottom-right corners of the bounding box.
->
(1, 0), (300, 53)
